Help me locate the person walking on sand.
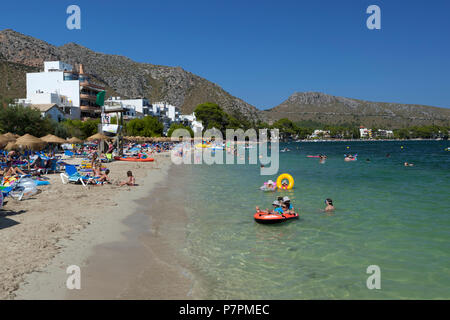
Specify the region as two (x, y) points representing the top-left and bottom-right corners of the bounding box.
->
(118, 170), (136, 186)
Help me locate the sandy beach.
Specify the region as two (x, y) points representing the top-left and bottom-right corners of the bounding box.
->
(0, 152), (197, 299)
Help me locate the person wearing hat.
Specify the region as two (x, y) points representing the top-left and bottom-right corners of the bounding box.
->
(256, 201), (283, 215)
(282, 196), (294, 213)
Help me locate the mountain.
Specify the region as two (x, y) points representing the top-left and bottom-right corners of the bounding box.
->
(0, 29), (449, 128)
(262, 92), (450, 128)
(0, 54), (39, 105)
(0, 29), (261, 121)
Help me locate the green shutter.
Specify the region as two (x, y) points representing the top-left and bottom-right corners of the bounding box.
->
(96, 90), (106, 106)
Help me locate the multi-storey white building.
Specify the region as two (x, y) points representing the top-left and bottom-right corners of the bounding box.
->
(106, 97), (152, 117)
(179, 113), (204, 134)
(18, 61), (105, 119)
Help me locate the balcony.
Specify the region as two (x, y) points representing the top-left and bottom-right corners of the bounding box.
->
(80, 93), (97, 101)
(80, 105), (101, 113)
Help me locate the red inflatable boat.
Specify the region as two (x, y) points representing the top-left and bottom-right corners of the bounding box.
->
(254, 212), (299, 224)
(114, 156), (154, 162)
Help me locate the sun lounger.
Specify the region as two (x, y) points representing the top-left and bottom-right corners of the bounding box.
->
(60, 164), (100, 187)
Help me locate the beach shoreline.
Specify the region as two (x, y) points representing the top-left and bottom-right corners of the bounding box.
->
(0, 151), (197, 299)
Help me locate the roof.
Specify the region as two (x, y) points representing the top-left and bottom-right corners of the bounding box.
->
(30, 104), (64, 113)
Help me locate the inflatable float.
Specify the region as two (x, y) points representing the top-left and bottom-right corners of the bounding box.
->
(276, 173), (294, 190)
(254, 212), (299, 224)
(307, 155), (320, 158)
(260, 180), (277, 192)
(114, 156), (154, 162)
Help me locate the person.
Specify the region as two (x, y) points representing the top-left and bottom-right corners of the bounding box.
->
(118, 170), (136, 186)
(2, 161), (26, 177)
(404, 162), (414, 167)
(90, 151), (98, 168)
(280, 203), (289, 215)
(282, 196), (294, 213)
(319, 154), (327, 164)
(92, 163), (103, 177)
(324, 198), (335, 212)
(97, 169), (111, 184)
(256, 201), (282, 214)
(277, 196), (284, 206)
(107, 141), (115, 154)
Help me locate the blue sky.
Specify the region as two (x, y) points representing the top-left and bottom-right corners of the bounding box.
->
(0, 0), (449, 109)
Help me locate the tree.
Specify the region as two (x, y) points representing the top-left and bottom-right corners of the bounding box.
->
(0, 104), (54, 136)
(194, 103), (229, 132)
(63, 119), (100, 139)
(167, 123), (194, 138)
(126, 116), (163, 137)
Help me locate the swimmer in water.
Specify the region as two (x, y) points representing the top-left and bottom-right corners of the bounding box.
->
(324, 198), (335, 212)
(404, 162), (414, 167)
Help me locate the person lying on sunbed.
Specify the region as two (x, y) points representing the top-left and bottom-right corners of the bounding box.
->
(118, 170), (136, 186)
(2, 161), (26, 177)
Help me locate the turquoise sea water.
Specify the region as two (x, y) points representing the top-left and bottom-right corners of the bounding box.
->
(181, 141), (450, 299)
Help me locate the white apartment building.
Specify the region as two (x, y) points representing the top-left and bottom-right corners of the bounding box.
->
(106, 97), (152, 117)
(359, 127), (372, 138)
(179, 113), (204, 134)
(18, 61), (105, 120)
(310, 129), (330, 138)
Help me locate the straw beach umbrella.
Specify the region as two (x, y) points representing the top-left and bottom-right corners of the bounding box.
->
(86, 133), (111, 141)
(15, 134), (46, 150)
(67, 137), (83, 144)
(0, 132), (17, 142)
(4, 141), (19, 151)
(41, 134), (67, 144)
(0, 136), (10, 148)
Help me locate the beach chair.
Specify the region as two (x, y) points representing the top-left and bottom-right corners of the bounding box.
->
(64, 150), (74, 157)
(60, 164), (100, 187)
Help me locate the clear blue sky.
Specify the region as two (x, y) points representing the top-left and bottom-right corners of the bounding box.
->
(1, 0), (449, 109)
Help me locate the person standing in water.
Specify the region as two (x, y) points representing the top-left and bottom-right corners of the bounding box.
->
(324, 198), (335, 212)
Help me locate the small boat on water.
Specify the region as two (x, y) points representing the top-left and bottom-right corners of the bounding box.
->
(114, 156), (154, 162)
(254, 212), (299, 224)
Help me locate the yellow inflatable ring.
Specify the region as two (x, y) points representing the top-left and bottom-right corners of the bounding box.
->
(276, 173), (294, 190)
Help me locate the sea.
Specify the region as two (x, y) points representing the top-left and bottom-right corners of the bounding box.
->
(174, 140), (450, 299)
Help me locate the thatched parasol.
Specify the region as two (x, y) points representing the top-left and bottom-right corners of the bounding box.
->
(41, 134), (67, 144)
(67, 137), (83, 144)
(5, 141), (19, 151)
(15, 134), (46, 150)
(0, 132), (17, 142)
(86, 133), (111, 141)
(0, 136), (10, 148)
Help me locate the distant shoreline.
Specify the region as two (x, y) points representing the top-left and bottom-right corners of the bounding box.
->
(289, 138), (447, 143)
